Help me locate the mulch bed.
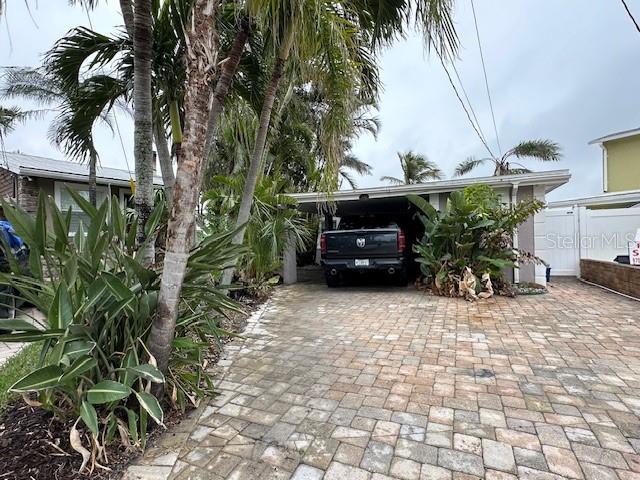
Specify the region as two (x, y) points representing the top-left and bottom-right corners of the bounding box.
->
(0, 291), (268, 480)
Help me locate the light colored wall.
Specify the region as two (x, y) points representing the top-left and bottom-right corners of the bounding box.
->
(517, 186), (536, 283)
(605, 135), (640, 192)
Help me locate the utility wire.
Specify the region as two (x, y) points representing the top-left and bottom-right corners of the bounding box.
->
(621, 0), (640, 33)
(470, 0), (502, 155)
(432, 40), (495, 160)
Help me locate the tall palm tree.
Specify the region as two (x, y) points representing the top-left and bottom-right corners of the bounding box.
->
(148, 0), (220, 375)
(381, 150), (443, 185)
(1, 67), (121, 205)
(454, 139), (562, 177)
(133, 0), (155, 260)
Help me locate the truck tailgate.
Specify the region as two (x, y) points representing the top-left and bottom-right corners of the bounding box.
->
(324, 229), (399, 258)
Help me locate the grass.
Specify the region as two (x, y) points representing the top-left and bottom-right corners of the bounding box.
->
(0, 343), (40, 414)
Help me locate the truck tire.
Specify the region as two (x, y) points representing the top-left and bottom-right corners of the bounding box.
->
(325, 273), (340, 288)
(395, 268), (408, 287)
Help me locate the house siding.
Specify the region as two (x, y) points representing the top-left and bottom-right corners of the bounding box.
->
(517, 186), (536, 284)
(605, 135), (640, 192)
(0, 168), (17, 200)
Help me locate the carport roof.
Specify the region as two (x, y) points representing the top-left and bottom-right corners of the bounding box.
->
(291, 169), (571, 206)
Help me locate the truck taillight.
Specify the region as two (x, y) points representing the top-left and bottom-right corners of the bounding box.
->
(320, 233), (327, 255)
(398, 230), (406, 253)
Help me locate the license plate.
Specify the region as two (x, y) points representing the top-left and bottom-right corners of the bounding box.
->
(354, 259), (369, 267)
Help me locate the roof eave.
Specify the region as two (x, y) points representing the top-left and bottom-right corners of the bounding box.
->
(588, 128), (640, 145)
(291, 170), (571, 204)
(19, 167), (163, 187)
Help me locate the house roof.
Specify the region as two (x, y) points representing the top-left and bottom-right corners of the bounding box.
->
(588, 127), (640, 145)
(547, 189), (640, 209)
(291, 170), (571, 207)
(0, 152), (163, 187)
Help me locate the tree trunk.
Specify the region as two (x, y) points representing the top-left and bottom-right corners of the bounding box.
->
(133, 0), (155, 263)
(119, 0), (135, 39)
(89, 151), (97, 207)
(147, 0), (219, 376)
(203, 18), (250, 159)
(221, 29), (293, 285)
(154, 121), (174, 206)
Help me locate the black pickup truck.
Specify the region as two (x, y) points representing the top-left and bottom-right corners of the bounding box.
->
(320, 216), (408, 287)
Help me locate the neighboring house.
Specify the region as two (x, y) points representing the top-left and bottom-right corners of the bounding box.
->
(548, 128), (640, 210)
(0, 152), (163, 233)
(591, 127), (640, 193)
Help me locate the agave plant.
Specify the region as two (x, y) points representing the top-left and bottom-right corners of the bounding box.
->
(0, 190), (242, 471)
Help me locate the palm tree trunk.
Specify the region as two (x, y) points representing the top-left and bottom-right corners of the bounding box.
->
(119, 0), (135, 39)
(133, 0), (155, 263)
(221, 29), (294, 285)
(89, 151), (97, 207)
(203, 18), (250, 159)
(147, 0), (219, 376)
(154, 120), (174, 206)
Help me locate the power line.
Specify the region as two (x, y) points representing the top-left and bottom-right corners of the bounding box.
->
(431, 40), (496, 160)
(621, 0), (640, 33)
(470, 0), (502, 155)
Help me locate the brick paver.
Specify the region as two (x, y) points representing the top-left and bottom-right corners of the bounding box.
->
(124, 279), (640, 479)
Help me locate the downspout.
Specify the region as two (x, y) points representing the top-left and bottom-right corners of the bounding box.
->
(511, 182), (520, 284)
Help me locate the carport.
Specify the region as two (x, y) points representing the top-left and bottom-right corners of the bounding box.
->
(284, 170), (571, 286)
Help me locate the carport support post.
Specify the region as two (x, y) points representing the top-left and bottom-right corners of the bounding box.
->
(283, 231), (297, 284)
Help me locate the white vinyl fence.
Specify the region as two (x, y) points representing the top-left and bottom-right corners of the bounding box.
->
(545, 206), (640, 276)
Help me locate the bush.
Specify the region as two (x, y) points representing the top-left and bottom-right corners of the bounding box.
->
(0, 191), (242, 471)
(202, 176), (311, 293)
(409, 185), (544, 298)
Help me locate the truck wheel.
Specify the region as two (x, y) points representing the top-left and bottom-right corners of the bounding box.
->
(395, 269), (408, 287)
(325, 273), (340, 288)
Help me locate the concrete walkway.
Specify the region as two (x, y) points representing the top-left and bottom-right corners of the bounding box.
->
(125, 280), (640, 479)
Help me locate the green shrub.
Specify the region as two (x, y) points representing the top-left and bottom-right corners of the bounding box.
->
(0, 191), (242, 469)
(409, 185), (544, 297)
(203, 176), (311, 292)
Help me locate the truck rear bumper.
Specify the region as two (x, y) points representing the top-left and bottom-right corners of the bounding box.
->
(321, 257), (406, 272)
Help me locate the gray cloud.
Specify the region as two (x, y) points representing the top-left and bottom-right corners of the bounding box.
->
(2, 1), (639, 201)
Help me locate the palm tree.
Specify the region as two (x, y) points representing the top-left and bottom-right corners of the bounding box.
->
(381, 151), (443, 185)
(132, 0), (155, 260)
(148, 0), (220, 375)
(454, 139), (562, 177)
(1, 67), (121, 205)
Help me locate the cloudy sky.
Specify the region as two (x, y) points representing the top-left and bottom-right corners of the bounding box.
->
(1, 1), (639, 201)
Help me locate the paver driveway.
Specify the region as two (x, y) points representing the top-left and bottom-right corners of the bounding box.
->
(125, 279), (640, 480)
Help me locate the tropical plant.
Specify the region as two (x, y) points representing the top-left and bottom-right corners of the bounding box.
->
(454, 139), (562, 177)
(408, 185), (544, 298)
(1, 67), (122, 206)
(203, 176), (311, 291)
(0, 192), (242, 472)
(0, 106), (35, 147)
(132, 0), (155, 256)
(381, 150), (443, 185)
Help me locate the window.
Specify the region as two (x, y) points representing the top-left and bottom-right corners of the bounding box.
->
(54, 182), (109, 234)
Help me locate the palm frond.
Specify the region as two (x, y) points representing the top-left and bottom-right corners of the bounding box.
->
(339, 170), (358, 189)
(380, 175), (404, 185)
(454, 157), (487, 177)
(341, 154), (372, 176)
(508, 139), (561, 162)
